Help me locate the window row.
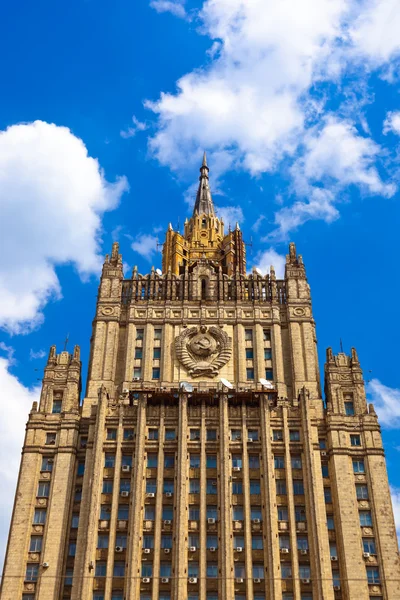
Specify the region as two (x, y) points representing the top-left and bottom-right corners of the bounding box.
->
(245, 348), (272, 360)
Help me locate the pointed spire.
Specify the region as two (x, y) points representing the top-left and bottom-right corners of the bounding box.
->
(193, 151), (215, 217)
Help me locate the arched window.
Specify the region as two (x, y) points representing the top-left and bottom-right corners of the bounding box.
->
(201, 279), (207, 300)
(202, 218), (207, 228)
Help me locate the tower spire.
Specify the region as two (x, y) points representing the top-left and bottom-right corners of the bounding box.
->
(193, 151), (215, 216)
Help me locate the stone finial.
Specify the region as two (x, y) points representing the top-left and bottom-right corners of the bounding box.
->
(73, 345), (80, 361)
(351, 347), (359, 365)
(47, 345), (57, 365)
(326, 347), (334, 363)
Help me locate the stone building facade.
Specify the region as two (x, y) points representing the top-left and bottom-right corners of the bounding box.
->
(1, 156), (399, 600)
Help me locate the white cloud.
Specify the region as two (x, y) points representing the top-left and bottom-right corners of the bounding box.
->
(216, 205), (244, 228)
(390, 486), (400, 546)
(253, 248), (286, 279)
(367, 378), (400, 428)
(29, 348), (46, 360)
(150, 0), (187, 19)
(120, 115), (148, 139)
(350, 0), (400, 65)
(0, 120), (128, 334)
(252, 215), (265, 232)
(383, 110), (400, 135)
(131, 233), (159, 261)
(0, 351), (40, 568)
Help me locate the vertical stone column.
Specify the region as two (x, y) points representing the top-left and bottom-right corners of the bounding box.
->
(241, 404), (254, 599)
(282, 407), (301, 600)
(73, 387), (108, 600)
(126, 394), (147, 600)
(235, 325), (246, 384)
(172, 393), (188, 600)
(288, 321), (305, 398)
(123, 323), (136, 383)
(260, 394), (282, 600)
(300, 390), (334, 600)
(161, 323), (174, 383)
(143, 324), (154, 383)
(272, 321), (287, 398)
(152, 405), (165, 600)
(199, 400), (207, 600)
(219, 394), (234, 599)
(254, 324), (265, 383)
(103, 321), (120, 382)
(301, 321), (319, 398)
(104, 411), (123, 600)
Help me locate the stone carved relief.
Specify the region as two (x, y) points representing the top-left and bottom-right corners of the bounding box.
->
(175, 325), (232, 378)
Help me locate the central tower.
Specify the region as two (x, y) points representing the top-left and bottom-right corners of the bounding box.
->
(1, 156), (399, 600)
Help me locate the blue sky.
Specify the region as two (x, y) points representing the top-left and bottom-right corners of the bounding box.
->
(1, 0), (400, 563)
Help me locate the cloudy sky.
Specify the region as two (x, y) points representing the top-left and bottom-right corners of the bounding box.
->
(1, 0), (400, 564)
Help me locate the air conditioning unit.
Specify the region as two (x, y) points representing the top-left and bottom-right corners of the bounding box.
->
(147, 492), (155, 498)
(142, 577), (150, 583)
(188, 577), (198, 584)
(133, 377), (140, 381)
(252, 518), (261, 524)
(300, 549), (308, 555)
(212, 481), (217, 486)
(209, 547), (216, 552)
(42, 562), (49, 568)
(163, 548), (171, 554)
(302, 579), (311, 584)
(208, 518), (216, 524)
(321, 451), (327, 457)
(165, 492), (173, 497)
(161, 577), (169, 584)
(235, 547), (243, 552)
(115, 546), (123, 552)
(363, 552), (370, 558)
(121, 491), (129, 497)
(122, 465), (130, 472)
(331, 556), (338, 561)
(189, 546), (197, 552)
(143, 548), (151, 554)
(278, 521), (288, 531)
(280, 548), (289, 554)
(164, 520), (172, 525)
(334, 585), (341, 591)
(247, 438), (253, 443)
(47, 458), (54, 463)
(235, 578), (244, 584)
(253, 578), (261, 583)
(233, 467), (241, 472)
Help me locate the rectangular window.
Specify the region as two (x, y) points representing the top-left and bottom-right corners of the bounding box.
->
(97, 534), (109, 549)
(251, 506), (262, 521)
(324, 488), (332, 503)
(366, 568), (380, 584)
(118, 505), (129, 520)
(146, 480), (157, 494)
(350, 434), (361, 446)
(135, 348), (143, 359)
(327, 516), (335, 530)
(207, 563), (218, 578)
(189, 506), (200, 520)
(248, 455), (260, 469)
(29, 536), (42, 552)
(363, 538), (376, 554)
(107, 428), (117, 441)
(359, 511), (372, 526)
(141, 563), (153, 577)
(246, 368), (255, 380)
(232, 481), (243, 495)
(100, 506), (111, 520)
(297, 537), (308, 550)
(45, 432), (56, 445)
(321, 464), (329, 478)
(33, 508), (46, 524)
(207, 479), (217, 494)
(291, 455), (302, 469)
(153, 348), (161, 359)
(102, 480), (113, 494)
(252, 536), (263, 549)
(276, 480), (287, 495)
(120, 479), (130, 493)
(345, 401), (355, 416)
(245, 329), (253, 341)
(165, 429), (176, 440)
(52, 399), (62, 414)
(148, 428), (158, 440)
(136, 329), (144, 341)
(248, 429), (259, 441)
(71, 514), (79, 528)
(104, 454), (115, 468)
(163, 480), (174, 494)
(207, 455), (217, 468)
(188, 533), (199, 548)
(25, 564), (39, 582)
(263, 329), (271, 341)
(293, 480), (304, 495)
(113, 562), (125, 577)
(353, 460), (365, 473)
(133, 367), (141, 379)
(69, 542), (76, 556)
(207, 429), (217, 441)
(160, 563), (172, 577)
(279, 535), (290, 549)
(152, 367), (160, 379)
(295, 506), (306, 522)
(281, 564), (292, 579)
(162, 506), (173, 520)
(41, 457), (53, 472)
(231, 429), (241, 441)
(274, 455), (285, 469)
(289, 430), (300, 442)
(246, 348), (254, 359)
(144, 506), (155, 520)
(37, 482), (50, 497)
(356, 485), (369, 500)
(234, 563), (245, 578)
(264, 348), (272, 360)
(319, 439), (326, 449)
(154, 328), (162, 340)
(77, 461), (85, 475)
(252, 564), (264, 579)
(233, 506), (244, 520)
(161, 535), (172, 549)
(207, 535), (218, 549)
(188, 563), (199, 578)
(190, 429), (200, 441)
(278, 507), (288, 521)
(330, 543), (337, 558)
(164, 454), (175, 468)
(250, 480), (261, 494)
(273, 430), (283, 441)
(123, 428), (134, 441)
(190, 454), (200, 468)
(65, 568), (73, 586)
(232, 455), (242, 468)
(143, 535), (154, 549)
(190, 479), (200, 494)
(121, 455), (132, 467)
(265, 368), (273, 380)
(299, 566), (311, 579)
(147, 453), (158, 468)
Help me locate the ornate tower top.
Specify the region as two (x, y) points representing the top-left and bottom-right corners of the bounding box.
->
(193, 151), (215, 216)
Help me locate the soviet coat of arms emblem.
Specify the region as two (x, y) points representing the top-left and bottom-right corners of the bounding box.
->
(175, 325), (232, 378)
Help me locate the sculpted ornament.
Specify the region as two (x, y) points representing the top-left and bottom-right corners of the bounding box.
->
(175, 325), (232, 378)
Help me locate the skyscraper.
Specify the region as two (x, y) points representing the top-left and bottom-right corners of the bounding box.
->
(1, 155), (399, 600)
